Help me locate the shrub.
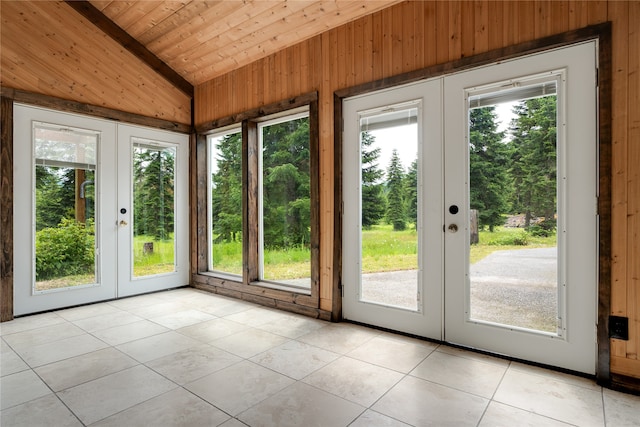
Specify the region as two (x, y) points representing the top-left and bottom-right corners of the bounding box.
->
(35, 219), (95, 280)
(484, 230), (529, 246)
(526, 219), (557, 237)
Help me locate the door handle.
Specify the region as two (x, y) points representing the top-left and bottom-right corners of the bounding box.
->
(118, 220), (128, 227)
(448, 224), (458, 233)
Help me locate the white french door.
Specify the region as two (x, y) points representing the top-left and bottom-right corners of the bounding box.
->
(342, 79), (443, 338)
(116, 124), (189, 297)
(13, 105), (188, 315)
(343, 41), (598, 373)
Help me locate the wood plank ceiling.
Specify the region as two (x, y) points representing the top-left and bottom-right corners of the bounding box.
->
(88, 0), (403, 86)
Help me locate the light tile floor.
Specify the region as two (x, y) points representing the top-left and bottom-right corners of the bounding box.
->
(1, 288), (639, 427)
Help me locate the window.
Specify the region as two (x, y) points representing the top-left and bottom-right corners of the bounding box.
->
(258, 112), (311, 290)
(202, 93), (319, 299)
(33, 123), (98, 292)
(208, 128), (242, 277)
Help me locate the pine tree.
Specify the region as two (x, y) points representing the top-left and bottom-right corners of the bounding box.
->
(261, 117), (310, 248)
(468, 106), (511, 231)
(386, 149), (406, 231)
(360, 131), (386, 228)
(404, 159), (418, 228)
(211, 133), (242, 242)
(508, 96), (557, 227)
(133, 147), (175, 240)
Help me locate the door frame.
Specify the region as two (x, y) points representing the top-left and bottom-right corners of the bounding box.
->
(334, 23), (612, 379)
(0, 90), (191, 319)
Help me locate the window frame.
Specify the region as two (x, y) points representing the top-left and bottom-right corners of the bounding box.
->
(195, 92), (322, 317)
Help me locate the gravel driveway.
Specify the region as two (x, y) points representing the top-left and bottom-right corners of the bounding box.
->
(360, 247), (558, 332)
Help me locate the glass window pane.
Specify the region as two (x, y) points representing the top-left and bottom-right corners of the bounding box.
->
(259, 115), (311, 289)
(34, 125), (97, 291)
(359, 106), (419, 311)
(468, 87), (559, 334)
(132, 141), (176, 277)
(208, 130), (243, 276)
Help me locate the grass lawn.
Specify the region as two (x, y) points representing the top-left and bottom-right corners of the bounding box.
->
(37, 225), (557, 290)
(211, 223), (556, 278)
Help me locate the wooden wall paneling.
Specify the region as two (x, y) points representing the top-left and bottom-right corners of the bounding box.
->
(568, 0), (589, 29)
(354, 15), (366, 87)
(1, 88), (191, 133)
(391, 4), (403, 76)
(461, 0), (475, 58)
(64, 1), (193, 97)
(1, 1), (191, 124)
(502, 1), (518, 47)
(448, 1), (462, 62)
(1, 97), (13, 322)
(487, 1), (503, 51)
(295, 43), (305, 96)
(346, 22), (356, 89)
(372, 11), (384, 82)
(627, 0), (640, 367)
(401, 3), (412, 71)
(436, 1), (450, 64)
(534, 1), (552, 39)
(278, 48), (287, 101)
(382, 7), (394, 79)
(609, 0), (629, 362)
(413, 1), (425, 70)
(474, 0), (489, 55)
(550, 1), (570, 35)
(588, 1), (609, 25)
(517, 1), (536, 44)
(424, 1), (437, 67)
(319, 31), (334, 312)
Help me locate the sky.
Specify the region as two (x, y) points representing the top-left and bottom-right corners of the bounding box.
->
(367, 101), (518, 177)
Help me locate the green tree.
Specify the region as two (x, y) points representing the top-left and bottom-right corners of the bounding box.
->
(360, 131), (386, 228)
(211, 132), (243, 242)
(469, 106), (510, 231)
(133, 147), (175, 240)
(508, 96), (557, 227)
(404, 159), (418, 227)
(262, 117), (310, 248)
(386, 149), (406, 231)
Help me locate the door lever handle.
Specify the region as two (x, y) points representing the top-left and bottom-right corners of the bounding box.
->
(118, 220), (128, 227)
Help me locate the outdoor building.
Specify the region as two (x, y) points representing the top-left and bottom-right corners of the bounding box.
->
(1, 1), (639, 425)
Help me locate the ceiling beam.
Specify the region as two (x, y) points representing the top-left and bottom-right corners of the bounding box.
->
(64, 0), (194, 98)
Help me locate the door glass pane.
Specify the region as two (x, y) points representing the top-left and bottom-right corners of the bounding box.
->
(259, 114), (311, 289)
(132, 140), (176, 277)
(359, 106), (419, 311)
(34, 124), (97, 291)
(209, 130), (243, 276)
(468, 82), (559, 334)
